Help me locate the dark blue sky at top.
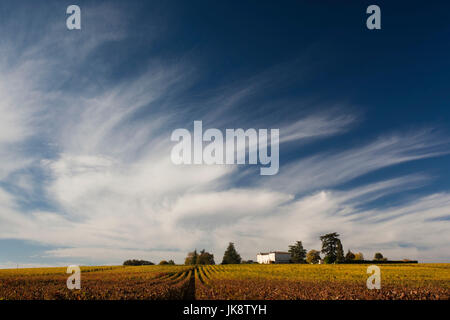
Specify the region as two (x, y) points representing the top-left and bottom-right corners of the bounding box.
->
(28, 0), (448, 121)
(4, 0), (444, 126)
(3, 0), (448, 112)
(85, 1), (450, 138)
(1, 0), (450, 265)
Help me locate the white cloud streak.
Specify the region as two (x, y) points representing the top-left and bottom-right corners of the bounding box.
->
(268, 129), (450, 194)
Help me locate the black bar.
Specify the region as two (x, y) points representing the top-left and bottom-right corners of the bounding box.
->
(1, 300), (448, 319)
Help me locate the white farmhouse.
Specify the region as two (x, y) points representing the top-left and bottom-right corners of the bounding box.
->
(256, 251), (291, 264)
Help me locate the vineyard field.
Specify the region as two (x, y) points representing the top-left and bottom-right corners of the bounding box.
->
(0, 264), (448, 300)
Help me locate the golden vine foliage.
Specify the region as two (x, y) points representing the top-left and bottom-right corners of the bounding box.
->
(0, 264), (448, 300)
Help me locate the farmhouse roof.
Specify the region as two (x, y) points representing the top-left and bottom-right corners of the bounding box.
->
(258, 251), (290, 255)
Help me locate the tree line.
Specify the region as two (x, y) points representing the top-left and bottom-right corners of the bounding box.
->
(184, 242), (243, 265)
(182, 233), (392, 265)
(122, 242), (242, 266)
(289, 232), (388, 264)
(123, 259), (175, 266)
(123, 233), (403, 266)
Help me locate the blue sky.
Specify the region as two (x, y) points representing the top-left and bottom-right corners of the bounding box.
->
(0, 0), (449, 267)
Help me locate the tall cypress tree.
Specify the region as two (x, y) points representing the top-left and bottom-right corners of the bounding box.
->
(288, 241), (307, 263)
(221, 242), (242, 264)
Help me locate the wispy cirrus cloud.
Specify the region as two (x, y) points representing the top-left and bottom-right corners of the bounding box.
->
(280, 113), (357, 144)
(268, 129), (450, 194)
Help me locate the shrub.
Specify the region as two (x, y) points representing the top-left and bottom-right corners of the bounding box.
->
(374, 252), (384, 261)
(306, 250), (321, 264)
(323, 256), (335, 264)
(123, 259), (154, 266)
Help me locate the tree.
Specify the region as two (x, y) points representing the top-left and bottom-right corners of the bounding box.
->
(306, 250), (321, 264)
(336, 240), (345, 263)
(345, 250), (355, 261)
(374, 252), (384, 261)
(323, 256), (334, 264)
(185, 249), (215, 265)
(159, 260), (169, 265)
(185, 249), (199, 265)
(288, 241), (307, 263)
(320, 232), (342, 264)
(354, 252), (364, 261)
(123, 259), (154, 266)
(222, 242), (242, 264)
(198, 249), (215, 265)
(167, 260), (175, 265)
